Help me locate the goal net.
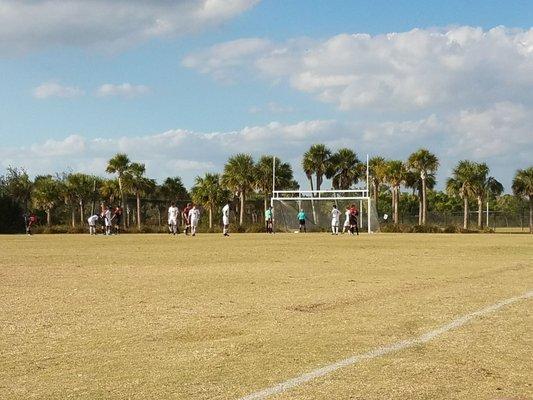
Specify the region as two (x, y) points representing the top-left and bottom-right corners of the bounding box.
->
(271, 190), (380, 233)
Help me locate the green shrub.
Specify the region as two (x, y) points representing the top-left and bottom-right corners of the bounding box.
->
(443, 225), (459, 233)
(380, 224), (409, 233)
(410, 224), (442, 233)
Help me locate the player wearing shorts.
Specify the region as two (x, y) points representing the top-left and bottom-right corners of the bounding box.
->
(297, 209), (306, 233)
(331, 205), (341, 235)
(87, 214), (99, 235)
(104, 206), (113, 235)
(26, 213), (37, 235)
(342, 206), (351, 234)
(222, 203), (230, 236)
(349, 205), (359, 236)
(168, 202), (179, 235)
(112, 206), (123, 234)
(265, 206), (273, 234)
(182, 203), (192, 235)
(188, 204), (200, 236)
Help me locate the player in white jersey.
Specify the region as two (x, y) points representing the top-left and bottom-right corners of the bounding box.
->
(168, 202), (179, 235)
(342, 206), (351, 234)
(222, 203), (230, 236)
(104, 206), (113, 235)
(331, 204), (341, 235)
(188, 204), (200, 236)
(87, 214), (99, 235)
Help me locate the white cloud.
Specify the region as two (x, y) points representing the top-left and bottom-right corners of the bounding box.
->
(0, 0), (260, 54)
(33, 82), (84, 99)
(184, 26), (533, 112)
(1, 110), (531, 190)
(96, 83), (151, 98)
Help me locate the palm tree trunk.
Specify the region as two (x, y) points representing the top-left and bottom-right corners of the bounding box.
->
(421, 177), (427, 225)
(463, 197), (469, 230)
(209, 207), (213, 229)
(80, 200), (85, 224)
(391, 189), (395, 223)
(418, 193), (422, 225)
(118, 175), (126, 229)
(136, 192), (141, 230)
(477, 196), (483, 229)
(239, 191), (245, 226)
(71, 207), (76, 228)
(264, 196), (268, 213)
(46, 209), (51, 226)
(529, 196), (532, 234)
(372, 181), (379, 215)
(309, 178), (317, 224)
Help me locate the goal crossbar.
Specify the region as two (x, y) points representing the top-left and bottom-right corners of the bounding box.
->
(272, 189), (369, 201)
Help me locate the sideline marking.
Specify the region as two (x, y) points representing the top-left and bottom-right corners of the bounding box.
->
(238, 290), (533, 400)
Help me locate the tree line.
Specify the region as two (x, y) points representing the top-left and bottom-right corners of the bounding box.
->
(0, 146), (531, 233)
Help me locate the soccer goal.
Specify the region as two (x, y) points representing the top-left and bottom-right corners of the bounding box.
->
(271, 156), (380, 233)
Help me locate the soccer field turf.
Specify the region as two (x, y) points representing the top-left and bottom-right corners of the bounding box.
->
(1, 233), (532, 399)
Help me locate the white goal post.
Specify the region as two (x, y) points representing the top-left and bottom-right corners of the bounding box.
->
(270, 155), (376, 233)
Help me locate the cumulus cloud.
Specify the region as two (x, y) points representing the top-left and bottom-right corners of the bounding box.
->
(183, 26), (533, 111)
(0, 0), (260, 54)
(33, 82), (84, 99)
(96, 83), (151, 98)
(1, 109), (531, 189)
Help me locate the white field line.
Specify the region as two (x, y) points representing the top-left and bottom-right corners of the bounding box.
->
(238, 290), (533, 400)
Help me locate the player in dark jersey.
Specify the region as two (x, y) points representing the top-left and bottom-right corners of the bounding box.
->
(182, 203), (192, 235)
(112, 205), (123, 234)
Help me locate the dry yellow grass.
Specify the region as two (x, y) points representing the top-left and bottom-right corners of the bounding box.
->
(0, 233), (532, 400)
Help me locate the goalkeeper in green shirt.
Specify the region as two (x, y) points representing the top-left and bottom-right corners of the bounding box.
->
(297, 209), (307, 233)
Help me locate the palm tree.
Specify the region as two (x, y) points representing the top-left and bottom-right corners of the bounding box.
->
(106, 153), (131, 227)
(4, 167), (33, 211)
(446, 160), (478, 230)
(221, 154), (255, 226)
(326, 148), (362, 190)
(369, 156), (388, 215)
(100, 179), (120, 205)
(255, 156), (296, 211)
(124, 162), (155, 230)
(32, 175), (61, 226)
(471, 163), (503, 229)
(302, 144), (331, 224)
(404, 170), (437, 224)
(512, 167), (533, 233)
(302, 144), (331, 191)
(407, 149), (439, 225)
(385, 160), (406, 224)
(159, 177), (189, 203)
(191, 173), (229, 229)
(65, 173), (94, 224)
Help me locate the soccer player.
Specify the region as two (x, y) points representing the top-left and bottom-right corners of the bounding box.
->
(182, 203), (192, 235)
(188, 204), (200, 236)
(87, 214), (99, 235)
(104, 205), (113, 235)
(265, 206), (273, 234)
(168, 202), (180, 235)
(297, 209), (307, 233)
(222, 202), (230, 236)
(331, 204), (341, 235)
(26, 213), (37, 235)
(349, 204), (359, 236)
(112, 205), (123, 234)
(342, 206), (351, 234)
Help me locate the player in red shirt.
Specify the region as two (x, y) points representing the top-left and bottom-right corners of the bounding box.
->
(182, 203), (192, 235)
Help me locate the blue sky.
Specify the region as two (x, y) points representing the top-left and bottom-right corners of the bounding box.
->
(0, 0), (532, 190)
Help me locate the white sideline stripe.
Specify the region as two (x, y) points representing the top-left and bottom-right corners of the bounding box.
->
(238, 290), (533, 400)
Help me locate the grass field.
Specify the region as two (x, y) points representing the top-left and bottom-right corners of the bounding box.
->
(1, 233), (532, 400)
